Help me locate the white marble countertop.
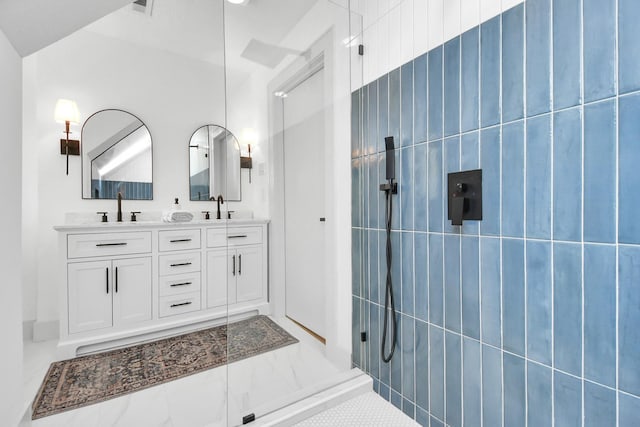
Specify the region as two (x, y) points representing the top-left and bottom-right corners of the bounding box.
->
(54, 215), (269, 232)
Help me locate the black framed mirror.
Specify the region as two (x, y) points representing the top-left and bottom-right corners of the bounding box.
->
(81, 109), (153, 200)
(189, 124), (241, 201)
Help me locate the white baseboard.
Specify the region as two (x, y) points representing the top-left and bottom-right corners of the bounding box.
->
(33, 320), (59, 342)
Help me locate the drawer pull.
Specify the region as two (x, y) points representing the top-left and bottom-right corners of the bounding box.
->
(169, 238), (192, 243)
(170, 301), (192, 308)
(170, 262), (193, 267)
(106, 268), (109, 294)
(96, 242), (128, 247)
(170, 281), (192, 287)
(228, 235), (247, 239)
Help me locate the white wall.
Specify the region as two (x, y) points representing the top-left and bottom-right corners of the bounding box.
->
(21, 24), (274, 328)
(0, 26), (24, 426)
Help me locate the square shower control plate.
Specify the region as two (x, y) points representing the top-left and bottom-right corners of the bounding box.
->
(447, 169), (483, 223)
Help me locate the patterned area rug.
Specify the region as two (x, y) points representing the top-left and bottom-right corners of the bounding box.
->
(32, 315), (298, 419)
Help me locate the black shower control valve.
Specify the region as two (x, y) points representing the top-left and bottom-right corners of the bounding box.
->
(448, 169), (483, 226)
(97, 212), (108, 222)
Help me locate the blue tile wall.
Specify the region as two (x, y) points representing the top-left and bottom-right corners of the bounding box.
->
(351, 2), (640, 426)
(91, 180), (153, 200)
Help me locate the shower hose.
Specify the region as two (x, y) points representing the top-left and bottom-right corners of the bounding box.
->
(381, 186), (397, 363)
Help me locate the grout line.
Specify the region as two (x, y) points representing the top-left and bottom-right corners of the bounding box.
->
(523, 0), (529, 424)
(580, 0), (586, 424)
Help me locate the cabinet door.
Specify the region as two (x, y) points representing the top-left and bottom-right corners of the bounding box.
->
(112, 257), (152, 327)
(68, 260), (112, 334)
(236, 245), (262, 303)
(206, 249), (229, 308)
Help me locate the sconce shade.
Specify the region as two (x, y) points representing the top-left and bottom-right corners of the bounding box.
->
(54, 99), (80, 124)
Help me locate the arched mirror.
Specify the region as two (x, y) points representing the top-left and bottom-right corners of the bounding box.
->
(81, 109), (153, 199)
(189, 125), (241, 201)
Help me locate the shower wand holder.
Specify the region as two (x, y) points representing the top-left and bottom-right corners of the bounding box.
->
(380, 180), (397, 194)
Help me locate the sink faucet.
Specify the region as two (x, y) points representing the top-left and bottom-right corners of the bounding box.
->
(210, 195), (224, 219)
(117, 192), (123, 222)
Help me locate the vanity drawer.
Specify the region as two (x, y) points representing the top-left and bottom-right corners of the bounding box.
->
(67, 232), (152, 259)
(207, 227), (262, 248)
(159, 252), (201, 276)
(158, 229), (201, 252)
(159, 273), (201, 297)
(159, 292), (201, 318)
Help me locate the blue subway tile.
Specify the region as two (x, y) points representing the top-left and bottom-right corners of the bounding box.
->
(401, 147), (414, 230)
(428, 47), (443, 141)
(414, 54), (428, 144)
(481, 16), (501, 127)
(583, 0), (616, 102)
(482, 345), (502, 427)
(431, 417), (444, 427)
(402, 314), (415, 400)
(351, 90), (360, 157)
(352, 228), (362, 297)
(553, 0), (582, 109)
(391, 231), (401, 313)
(369, 303), (380, 379)
(461, 132), (480, 236)
(368, 156), (379, 229)
(362, 157), (369, 228)
(352, 296), (361, 367)
(362, 232), (370, 301)
(554, 372), (582, 427)
(526, 0), (552, 116)
(584, 244), (616, 387)
(553, 243), (582, 376)
(415, 233), (428, 321)
(584, 381), (616, 427)
(378, 153), (387, 227)
(462, 236), (480, 340)
(444, 37), (460, 137)
(461, 28), (480, 132)
(428, 140), (443, 232)
(526, 240), (552, 365)
(378, 75), (389, 152)
(619, 392), (640, 427)
(389, 68), (401, 145)
(379, 382), (390, 400)
(429, 234), (444, 326)
(527, 361), (552, 427)
(415, 320), (429, 409)
(352, 159), (362, 227)
(584, 100), (616, 243)
(401, 62), (414, 147)
(391, 390), (402, 410)
(392, 147), (401, 230)
(402, 399), (415, 419)
(416, 407), (429, 427)
(429, 325), (445, 420)
(463, 338), (482, 427)
(414, 143), (428, 232)
(553, 108), (582, 241)
(391, 314), (402, 393)
(619, 93), (640, 244)
(368, 230), (379, 305)
(402, 232), (414, 316)
(444, 235), (461, 333)
(619, 0), (640, 94)
(526, 114), (552, 239)
(444, 136), (460, 234)
(502, 4), (524, 122)
(480, 127), (500, 236)
(619, 246), (640, 396)
(502, 238), (525, 356)
(367, 82), (378, 155)
(481, 237), (501, 347)
(501, 121), (525, 237)
(445, 332), (462, 427)
(379, 230), (386, 304)
(503, 353), (526, 427)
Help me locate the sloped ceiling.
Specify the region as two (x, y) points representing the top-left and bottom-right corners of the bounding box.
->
(0, 0), (134, 57)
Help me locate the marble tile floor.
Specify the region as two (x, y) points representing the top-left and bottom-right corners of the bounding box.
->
(19, 317), (350, 427)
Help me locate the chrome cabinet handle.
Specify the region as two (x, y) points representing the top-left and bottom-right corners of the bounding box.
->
(232, 255), (236, 276)
(170, 262), (192, 267)
(96, 242), (127, 247)
(169, 239), (192, 243)
(115, 267), (118, 293)
(239, 254), (242, 275)
(106, 267), (109, 294)
(170, 301), (192, 308)
(170, 282), (192, 287)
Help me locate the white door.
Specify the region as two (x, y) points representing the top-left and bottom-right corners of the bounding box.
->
(207, 248), (229, 308)
(283, 68), (326, 339)
(112, 257), (152, 327)
(68, 260), (112, 334)
(236, 245), (262, 303)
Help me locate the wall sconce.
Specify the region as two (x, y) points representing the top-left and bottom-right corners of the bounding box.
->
(54, 99), (80, 175)
(240, 128), (256, 183)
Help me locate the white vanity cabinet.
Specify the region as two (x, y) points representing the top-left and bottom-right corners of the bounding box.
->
(55, 220), (269, 359)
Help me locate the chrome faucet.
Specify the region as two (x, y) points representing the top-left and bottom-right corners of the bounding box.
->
(117, 192), (123, 222)
(210, 195), (224, 219)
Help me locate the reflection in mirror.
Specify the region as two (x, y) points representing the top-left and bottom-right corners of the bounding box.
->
(82, 110), (153, 200)
(189, 125), (241, 201)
